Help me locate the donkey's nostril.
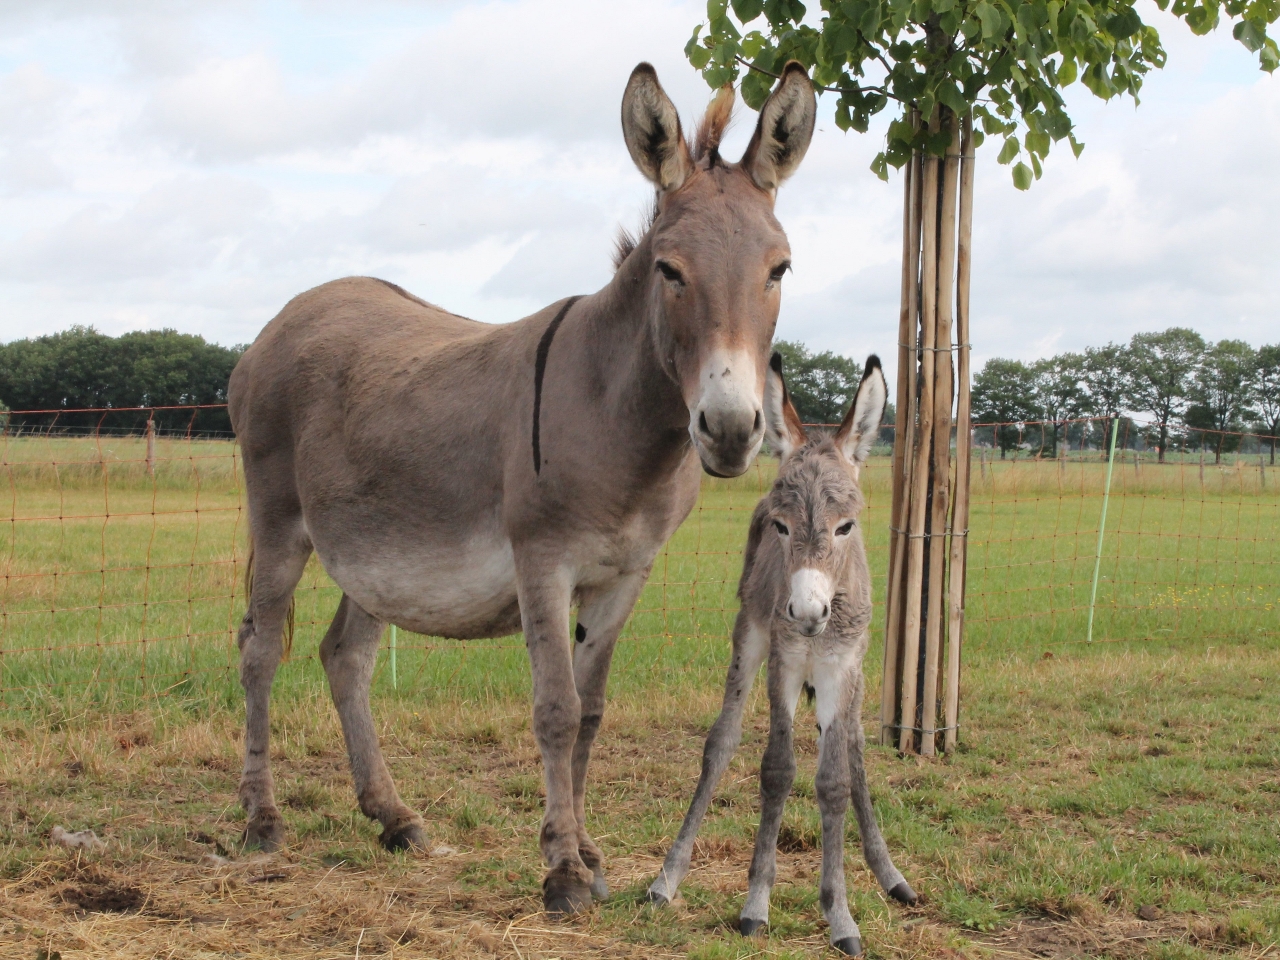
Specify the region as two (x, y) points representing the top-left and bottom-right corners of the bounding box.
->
(821, 604), (829, 620)
(752, 409), (763, 433)
(698, 410), (710, 437)
(787, 602), (796, 620)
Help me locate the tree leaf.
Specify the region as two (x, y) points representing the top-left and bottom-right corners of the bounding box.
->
(1012, 161), (1033, 189)
(997, 135), (1021, 163)
(732, 0), (766, 21)
(1233, 18), (1266, 53)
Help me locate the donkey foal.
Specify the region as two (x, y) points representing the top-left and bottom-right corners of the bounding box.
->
(648, 353), (917, 956)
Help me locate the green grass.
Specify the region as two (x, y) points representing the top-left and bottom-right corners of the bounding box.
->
(0, 436), (1276, 958)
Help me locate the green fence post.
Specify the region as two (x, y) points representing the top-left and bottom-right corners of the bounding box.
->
(1087, 418), (1120, 643)
(390, 624), (398, 690)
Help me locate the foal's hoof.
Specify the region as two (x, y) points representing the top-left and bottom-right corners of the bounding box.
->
(380, 822), (427, 853)
(646, 887), (670, 906)
(889, 881), (918, 905)
(739, 917), (766, 937)
(589, 869), (610, 901)
(833, 935), (864, 957)
(542, 863), (593, 916)
(242, 812), (285, 852)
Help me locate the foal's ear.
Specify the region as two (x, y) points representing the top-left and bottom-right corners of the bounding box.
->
(741, 61), (817, 193)
(834, 355), (887, 472)
(764, 351), (806, 462)
(621, 63), (692, 192)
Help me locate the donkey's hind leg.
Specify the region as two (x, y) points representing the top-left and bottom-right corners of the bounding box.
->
(846, 673), (915, 904)
(740, 651), (804, 937)
(320, 595), (426, 852)
(238, 535), (311, 851)
(648, 612), (769, 905)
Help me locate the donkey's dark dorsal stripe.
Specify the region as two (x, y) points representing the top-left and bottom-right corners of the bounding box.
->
(228, 61), (816, 918)
(533, 295), (584, 474)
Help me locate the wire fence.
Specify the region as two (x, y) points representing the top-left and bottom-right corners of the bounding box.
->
(0, 407), (1275, 709)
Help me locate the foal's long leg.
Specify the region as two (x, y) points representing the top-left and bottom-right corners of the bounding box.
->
(319, 595), (426, 851)
(516, 561), (593, 914)
(740, 650), (804, 936)
(647, 611), (769, 905)
(846, 673), (916, 904)
(570, 569), (650, 900)
(237, 530), (311, 851)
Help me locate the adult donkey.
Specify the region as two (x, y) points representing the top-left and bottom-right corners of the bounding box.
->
(228, 62), (817, 913)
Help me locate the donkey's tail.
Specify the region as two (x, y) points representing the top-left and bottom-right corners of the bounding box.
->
(243, 538), (296, 660)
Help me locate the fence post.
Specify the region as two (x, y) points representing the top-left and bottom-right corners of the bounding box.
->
(390, 624), (398, 689)
(1087, 418), (1120, 644)
(145, 416), (156, 478)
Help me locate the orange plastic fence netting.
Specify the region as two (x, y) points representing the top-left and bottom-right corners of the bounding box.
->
(0, 408), (1275, 703)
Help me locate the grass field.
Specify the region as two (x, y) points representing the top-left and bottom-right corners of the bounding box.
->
(0, 435), (1276, 959)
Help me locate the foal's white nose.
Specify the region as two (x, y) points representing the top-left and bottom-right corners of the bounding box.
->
(787, 568), (831, 636)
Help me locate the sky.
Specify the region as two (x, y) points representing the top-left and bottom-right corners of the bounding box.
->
(0, 0), (1276, 383)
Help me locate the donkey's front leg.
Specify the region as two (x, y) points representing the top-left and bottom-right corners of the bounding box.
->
(570, 569), (651, 900)
(648, 612), (769, 905)
(518, 563), (593, 914)
(846, 674), (916, 905)
(812, 663), (863, 956)
(740, 653), (804, 937)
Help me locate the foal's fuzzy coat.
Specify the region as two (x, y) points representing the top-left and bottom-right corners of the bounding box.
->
(648, 353), (917, 957)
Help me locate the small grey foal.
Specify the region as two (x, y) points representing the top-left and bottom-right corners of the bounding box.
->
(648, 352), (917, 957)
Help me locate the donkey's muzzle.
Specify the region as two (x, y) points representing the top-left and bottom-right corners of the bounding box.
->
(787, 568), (832, 636)
(691, 404), (765, 477)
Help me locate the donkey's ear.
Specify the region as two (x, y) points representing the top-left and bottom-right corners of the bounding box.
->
(621, 63), (692, 192)
(764, 351), (806, 462)
(741, 61), (817, 193)
(834, 355), (887, 470)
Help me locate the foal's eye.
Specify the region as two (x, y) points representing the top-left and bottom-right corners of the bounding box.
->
(835, 521), (855, 537)
(655, 260), (685, 284)
(772, 520), (790, 537)
(766, 261), (791, 288)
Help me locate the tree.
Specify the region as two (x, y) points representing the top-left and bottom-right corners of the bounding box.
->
(1081, 342), (1130, 456)
(1033, 352), (1086, 456)
(1187, 338), (1256, 462)
(1253, 344), (1280, 464)
(972, 357), (1038, 457)
(772, 339), (865, 424)
(1126, 328), (1204, 462)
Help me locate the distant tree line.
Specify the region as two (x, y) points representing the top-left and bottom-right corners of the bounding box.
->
(0, 327), (244, 435)
(971, 329), (1280, 463)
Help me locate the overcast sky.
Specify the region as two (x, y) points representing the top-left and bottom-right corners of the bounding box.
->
(1, 0), (1276, 381)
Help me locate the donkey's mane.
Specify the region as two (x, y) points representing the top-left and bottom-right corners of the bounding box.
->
(612, 86), (735, 272)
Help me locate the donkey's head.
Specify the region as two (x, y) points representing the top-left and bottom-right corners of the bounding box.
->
(761, 352), (887, 636)
(620, 62), (816, 478)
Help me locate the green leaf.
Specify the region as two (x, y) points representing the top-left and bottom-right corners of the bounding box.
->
(1056, 55), (1077, 85)
(972, 127), (986, 148)
(975, 0), (1003, 38)
(936, 79), (969, 115)
(732, 0), (766, 21)
(1105, 5), (1144, 39)
(1012, 161), (1034, 189)
(1233, 18), (1266, 53)
(1030, 151), (1043, 178)
(997, 135), (1021, 163)
(1069, 134), (1085, 157)
(1025, 128), (1050, 156)
(870, 152), (891, 180)
(686, 26), (715, 69)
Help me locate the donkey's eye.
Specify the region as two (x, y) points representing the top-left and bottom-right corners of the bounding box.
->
(656, 260), (685, 284)
(766, 261), (791, 287)
(835, 521), (855, 537)
(772, 520), (790, 537)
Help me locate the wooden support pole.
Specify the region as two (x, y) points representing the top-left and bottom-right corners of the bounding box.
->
(920, 112), (960, 756)
(145, 417), (156, 478)
(944, 115), (975, 755)
(881, 117), (922, 746)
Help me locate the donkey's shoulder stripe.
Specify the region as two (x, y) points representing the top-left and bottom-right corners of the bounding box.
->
(532, 295), (583, 475)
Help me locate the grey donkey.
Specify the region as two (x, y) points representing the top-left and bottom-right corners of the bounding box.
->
(648, 352), (917, 956)
(227, 63), (819, 915)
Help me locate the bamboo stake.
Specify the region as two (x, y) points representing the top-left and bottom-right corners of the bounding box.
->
(944, 115), (975, 755)
(898, 115), (942, 755)
(881, 119), (922, 746)
(920, 113), (960, 756)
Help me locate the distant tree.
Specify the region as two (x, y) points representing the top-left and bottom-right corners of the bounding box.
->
(772, 340), (865, 424)
(1081, 342), (1130, 455)
(972, 358), (1038, 458)
(0, 326), (243, 434)
(1033, 352), (1086, 456)
(1254, 344), (1280, 465)
(1127, 328), (1205, 462)
(1187, 339), (1256, 462)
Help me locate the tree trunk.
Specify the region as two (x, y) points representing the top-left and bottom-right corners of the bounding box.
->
(881, 110), (973, 756)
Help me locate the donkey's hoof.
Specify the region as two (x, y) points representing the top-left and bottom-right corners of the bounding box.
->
(833, 935), (863, 956)
(542, 864), (593, 916)
(242, 813), (284, 852)
(380, 822), (427, 853)
(589, 869), (610, 900)
(646, 886), (670, 906)
(739, 917), (766, 937)
(889, 881), (918, 905)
